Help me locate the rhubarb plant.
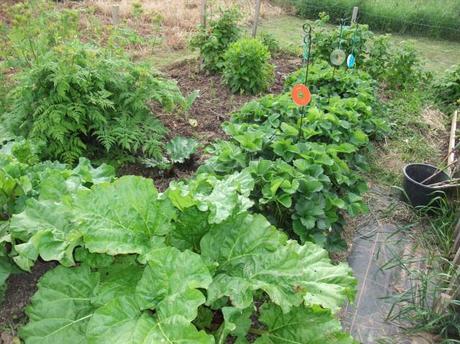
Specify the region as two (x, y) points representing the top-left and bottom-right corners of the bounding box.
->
(9, 175), (356, 343)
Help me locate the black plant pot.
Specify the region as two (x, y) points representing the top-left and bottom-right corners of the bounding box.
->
(403, 163), (451, 208)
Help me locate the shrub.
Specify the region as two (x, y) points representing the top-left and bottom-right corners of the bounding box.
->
(190, 9), (241, 72)
(433, 64), (460, 112)
(222, 38), (274, 94)
(7, 41), (186, 163)
(258, 32), (281, 54)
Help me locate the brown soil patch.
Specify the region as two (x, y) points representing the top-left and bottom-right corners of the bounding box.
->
(120, 55), (301, 190)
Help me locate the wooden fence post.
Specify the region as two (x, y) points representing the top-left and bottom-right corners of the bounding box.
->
(252, 0), (262, 37)
(112, 4), (120, 25)
(200, 0), (207, 28)
(351, 6), (359, 24)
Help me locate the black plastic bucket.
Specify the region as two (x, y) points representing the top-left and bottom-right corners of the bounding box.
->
(403, 163), (450, 207)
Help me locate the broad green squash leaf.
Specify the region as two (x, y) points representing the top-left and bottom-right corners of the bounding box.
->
(136, 247), (212, 320)
(254, 303), (356, 344)
(202, 213), (355, 312)
(75, 176), (175, 255)
(10, 199), (81, 271)
(87, 296), (215, 344)
(20, 266), (99, 344)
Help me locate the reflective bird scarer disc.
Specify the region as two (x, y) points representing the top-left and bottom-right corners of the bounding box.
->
(330, 49), (346, 66)
(347, 54), (356, 68)
(291, 84), (311, 107)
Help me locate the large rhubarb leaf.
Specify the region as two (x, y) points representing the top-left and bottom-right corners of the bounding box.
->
(20, 265), (99, 344)
(167, 170), (254, 224)
(201, 213), (355, 312)
(254, 303), (356, 344)
(136, 246), (212, 320)
(10, 199), (82, 271)
(87, 296), (215, 344)
(75, 176), (175, 255)
(168, 207), (210, 252)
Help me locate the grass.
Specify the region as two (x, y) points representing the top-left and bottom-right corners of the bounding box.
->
(273, 0), (460, 41)
(258, 15), (460, 75)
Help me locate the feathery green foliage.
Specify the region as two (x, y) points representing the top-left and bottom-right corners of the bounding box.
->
(6, 41), (185, 163)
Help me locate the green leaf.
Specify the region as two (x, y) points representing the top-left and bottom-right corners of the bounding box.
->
(202, 214), (355, 312)
(217, 307), (252, 344)
(72, 157), (115, 184)
(20, 266), (99, 344)
(166, 136), (200, 163)
(75, 176), (175, 255)
(136, 247), (212, 320)
(254, 303), (356, 344)
(167, 171), (254, 224)
(87, 296), (215, 344)
(10, 199), (82, 270)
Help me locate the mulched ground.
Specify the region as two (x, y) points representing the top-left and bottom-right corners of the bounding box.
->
(119, 55), (301, 190)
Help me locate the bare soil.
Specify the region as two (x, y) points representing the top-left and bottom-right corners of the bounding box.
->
(119, 55), (301, 191)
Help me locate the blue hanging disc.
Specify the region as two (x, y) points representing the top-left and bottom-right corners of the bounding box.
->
(347, 54), (355, 68)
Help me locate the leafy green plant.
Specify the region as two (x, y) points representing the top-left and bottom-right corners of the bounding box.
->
(284, 61), (376, 103)
(1, 1), (80, 68)
(308, 19), (427, 89)
(0, 140), (114, 300)
(7, 41), (186, 163)
(223, 38), (274, 94)
(166, 136), (200, 164)
(433, 64), (460, 112)
(198, 87), (387, 247)
(258, 32), (281, 54)
(190, 9), (241, 72)
(7, 175), (356, 343)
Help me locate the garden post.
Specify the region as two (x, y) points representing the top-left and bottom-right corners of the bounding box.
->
(252, 0), (262, 37)
(200, 0), (207, 28)
(351, 6), (359, 24)
(112, 4), (120, 25)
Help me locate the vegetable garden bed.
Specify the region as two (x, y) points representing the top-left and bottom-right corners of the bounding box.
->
(1, 1), (458, 343)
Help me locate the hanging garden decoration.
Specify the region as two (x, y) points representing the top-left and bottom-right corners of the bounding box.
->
(291, 23), (313, 138)
(330, 18), (347, 66)
(291, 22), (312, 108)
(347, 23), (360, 69)
(346, 53), (356, 68)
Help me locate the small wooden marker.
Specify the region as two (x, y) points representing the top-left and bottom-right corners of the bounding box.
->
(351, 6), (359, 24)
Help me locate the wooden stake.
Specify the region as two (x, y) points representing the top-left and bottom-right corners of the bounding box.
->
(112, 4), (120, 25)
(252, 0), (262, 37)
(200, 0), (207, 28)
(452, 219), (460, 256)
(448, 110), (458, 175)
(351, 6), (359, 24)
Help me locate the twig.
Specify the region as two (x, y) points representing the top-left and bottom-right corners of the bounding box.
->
(419, 159), (458, 185)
